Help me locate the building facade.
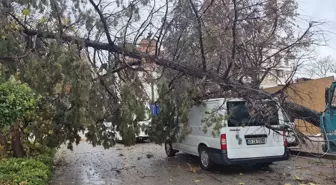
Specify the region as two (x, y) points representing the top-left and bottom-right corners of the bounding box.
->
(265, 76), (335, 135)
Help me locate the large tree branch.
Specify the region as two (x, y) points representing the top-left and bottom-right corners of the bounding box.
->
(188, 0), (207, 71)
(201, 0), (215, 15)
(122, 4), (134, 50)
(51, 1), (64, 35)
(19, 28), (321, 127)
(89, 0), (114, 45)
(283, 101), (320, 128)
(223, 0), (238, 78)
(261, 22), (313, 64)
(155, 0), (169, 56)
(133, 1), (163, 44)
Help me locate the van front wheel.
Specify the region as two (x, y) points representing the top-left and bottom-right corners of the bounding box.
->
(199, 146), (213, 170)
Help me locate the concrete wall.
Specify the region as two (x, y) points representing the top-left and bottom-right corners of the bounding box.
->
(265, 76), (334, 135)
(260, 69), (293, 88)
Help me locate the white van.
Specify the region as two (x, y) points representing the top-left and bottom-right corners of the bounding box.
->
(164, 98), (290, 170)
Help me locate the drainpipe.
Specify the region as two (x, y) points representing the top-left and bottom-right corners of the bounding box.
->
(151, 75), (154, 104)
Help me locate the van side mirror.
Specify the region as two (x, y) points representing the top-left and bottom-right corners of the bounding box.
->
(325, 88), (330, 105)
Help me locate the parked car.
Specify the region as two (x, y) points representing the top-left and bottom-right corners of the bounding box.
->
(164, 98), (290, 170)
(104, 121), (150, 143)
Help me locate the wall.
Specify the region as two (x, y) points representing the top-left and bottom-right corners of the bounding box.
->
(265, 76), (334, 135)
(260, 69), (293, 88)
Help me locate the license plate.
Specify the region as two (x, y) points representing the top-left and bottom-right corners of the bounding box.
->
(246, 138), (266, 145)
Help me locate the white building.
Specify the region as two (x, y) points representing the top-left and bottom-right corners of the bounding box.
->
(259, 68), (293, 88)
(259, 54), (295, 88)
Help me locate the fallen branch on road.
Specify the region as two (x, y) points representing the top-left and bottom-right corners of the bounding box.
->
(111, 165), (136, 173)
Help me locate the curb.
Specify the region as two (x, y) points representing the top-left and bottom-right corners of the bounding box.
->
(289, 149), (336, 160)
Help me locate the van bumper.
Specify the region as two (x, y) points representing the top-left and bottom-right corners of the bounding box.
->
(208, 147), (290, 165)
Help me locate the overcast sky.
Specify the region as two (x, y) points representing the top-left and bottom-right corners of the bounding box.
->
(297, 0), (336, 60)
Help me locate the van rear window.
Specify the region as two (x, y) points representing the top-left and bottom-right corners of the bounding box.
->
(227, 101), (279, 127)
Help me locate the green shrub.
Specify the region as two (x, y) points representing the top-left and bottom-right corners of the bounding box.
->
(33, 148), (55, 170)
(0, 149), (55, 185)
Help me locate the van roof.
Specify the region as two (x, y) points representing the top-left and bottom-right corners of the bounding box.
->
(204, 97), (278, 103)
(204, 98), (245, 102)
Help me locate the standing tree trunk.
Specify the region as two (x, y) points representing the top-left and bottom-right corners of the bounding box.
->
(11, 124), (25, 157)
(0, 131), (7, 157)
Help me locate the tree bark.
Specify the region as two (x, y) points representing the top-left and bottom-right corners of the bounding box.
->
(11, 124), (25, 157)
(283, 101), (321, 127)
(0, 131), (7, 157)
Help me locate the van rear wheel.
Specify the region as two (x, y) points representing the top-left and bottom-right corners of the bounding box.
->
(165, 140), (177, 157)
(199, 145), (213, 170)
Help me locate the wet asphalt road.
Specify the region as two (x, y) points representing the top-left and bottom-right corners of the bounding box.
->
(51, 141), (336, 185)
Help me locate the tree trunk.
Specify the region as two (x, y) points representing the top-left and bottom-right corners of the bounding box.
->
(0, 132), (7, 157)
(283, 101), (321, 127)
(11, 124), (25, 157)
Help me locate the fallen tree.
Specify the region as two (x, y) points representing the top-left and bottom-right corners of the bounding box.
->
(0, 0), (325, 146)
(19, 27), (321, 128)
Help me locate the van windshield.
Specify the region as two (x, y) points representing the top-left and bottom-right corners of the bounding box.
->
(227, 101), (279, 127)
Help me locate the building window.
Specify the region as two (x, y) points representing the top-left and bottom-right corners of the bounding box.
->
(276, 70), (284, 77)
